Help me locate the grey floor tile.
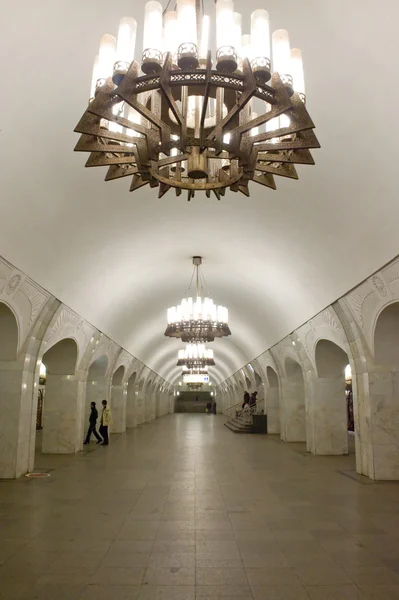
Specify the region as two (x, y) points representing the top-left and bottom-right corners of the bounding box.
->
(196, 567), (249, 586)
(251, 585), (310, 599)
(305, 585), (364, 599)
(80, 585), (141, 599)
(142, 566), (195, 586)
(91, 567), (145, 585)
(137, 586), (195, 599)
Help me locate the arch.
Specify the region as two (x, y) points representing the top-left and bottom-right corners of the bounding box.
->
(87, 354), (108, 379)
(315, 339), (349, 379)
(254, 371), (263, 387)
(0, 302), (19, 360)
(266, 366), (280, 434)
(112, 365), (125, 386)
(245, 376), (251, 390)
(312, 338), (351, 456)
(84, 354), (110, 440)
(42, 338), (78, 375)
(374, 302), (399, 368)
(282, 357), (306, 442)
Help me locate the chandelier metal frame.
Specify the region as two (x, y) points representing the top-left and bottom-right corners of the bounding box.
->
(74, 1), (320, 201)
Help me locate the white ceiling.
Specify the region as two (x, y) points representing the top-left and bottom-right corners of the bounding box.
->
(1, 0), (398, 384)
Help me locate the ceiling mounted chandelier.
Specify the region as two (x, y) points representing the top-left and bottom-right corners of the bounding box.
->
(74, 0), (319, 200)
(165, 256), (231, 342)
(177, 343), (215, 368)
(182, 365), (209, 375)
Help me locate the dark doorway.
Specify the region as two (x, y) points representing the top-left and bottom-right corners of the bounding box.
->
(175, 391), (212, 413)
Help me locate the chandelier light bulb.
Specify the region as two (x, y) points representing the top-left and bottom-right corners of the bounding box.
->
(233, 13), (242, 57)
(177, 0), (197, 46)
(115, 17), (137, 67)
(89, 55), (99, 100)
(291, 47), (305, 99)
(272, 29), (292, 90)
(97, 34), (116, 84)
(163, 11), (179, 59)
(250, 9), (270, 79)
(199, 14), (210, 61)
(216, 0), (235, 49)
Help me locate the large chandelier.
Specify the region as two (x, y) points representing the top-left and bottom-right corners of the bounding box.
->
(177, 343), (215, 367)
(74, 0), (319, 200)
(165, 256), (230, 342)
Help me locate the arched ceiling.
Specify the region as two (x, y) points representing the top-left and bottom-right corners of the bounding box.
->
(0, 1), (397, 385)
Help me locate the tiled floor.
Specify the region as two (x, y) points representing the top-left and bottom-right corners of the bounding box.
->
(1, 415), (399, 600)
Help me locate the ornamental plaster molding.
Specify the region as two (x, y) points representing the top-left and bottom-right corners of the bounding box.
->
(0, 259), (50, 352)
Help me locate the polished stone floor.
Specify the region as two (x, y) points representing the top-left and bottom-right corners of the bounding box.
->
(1, 415), (399, 600)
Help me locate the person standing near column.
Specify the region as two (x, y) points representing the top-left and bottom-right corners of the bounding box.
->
(84, 401), (102, 445)
(99, 399), (112, 446)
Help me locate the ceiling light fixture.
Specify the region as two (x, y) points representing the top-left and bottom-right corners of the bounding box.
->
(74, 0), (319, 200)
(177, 343), (215, 368)
(165, 256), (231, 342)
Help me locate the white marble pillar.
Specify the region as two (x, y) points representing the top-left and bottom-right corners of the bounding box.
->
(42, 374), (82, 453)
(362, 370), (399, 479)
(111, 383), (127, 433)
(136, 393), (145, 424)
(126, 387), (137, 428)
(0, 356), (36, 478)
(266, 386), (280, 434)
(280, 380), (306, 442)
(307, 377), (348, 455)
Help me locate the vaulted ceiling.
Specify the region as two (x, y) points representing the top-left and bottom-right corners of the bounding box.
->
(1, 0), (397, 384)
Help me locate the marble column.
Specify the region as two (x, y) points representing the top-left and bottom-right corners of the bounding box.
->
(362, 369), (399, 479)
(126, 387), (137, 428)
(308, 377), (348, 455)
(0, 355), (36, 478)
(266, 386), (280, 434)
(42, 374), (82, 454)
(280, 380), (306, 442)
(111, 382), (127, 433)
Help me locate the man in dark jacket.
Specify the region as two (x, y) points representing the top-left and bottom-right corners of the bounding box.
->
(84, 401), (102, 444)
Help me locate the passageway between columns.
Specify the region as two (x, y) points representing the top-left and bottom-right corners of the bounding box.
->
(310, 339), (350, 455)
(110, 365), (126, 433)
(41, 338), (79, 454)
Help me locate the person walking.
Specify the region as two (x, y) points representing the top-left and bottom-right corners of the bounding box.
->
(249, 391), (258, 414)
(99, 399), (112, 446)
(242, 391), (250, 409)
(83, 401), (102, 445)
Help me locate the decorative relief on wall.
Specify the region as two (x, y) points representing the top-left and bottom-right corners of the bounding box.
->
(5, 273), (22, 295)
(371, 275), (388, 298)
(19, 281), (49, 329)
(346, 281), (373, 329)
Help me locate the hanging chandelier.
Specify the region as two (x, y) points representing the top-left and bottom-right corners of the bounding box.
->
(177, 343), (215, 368)
(74, 0), (319, 200)
(182, 365), (209, 375)
(165, 256), (231, 342)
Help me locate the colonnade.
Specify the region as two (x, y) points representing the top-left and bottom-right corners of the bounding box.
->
(218, 257), (399, 481)
(0, 264), (175, 479)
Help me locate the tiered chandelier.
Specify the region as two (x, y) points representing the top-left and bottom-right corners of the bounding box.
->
(74, 0), (319, 200)
(177, 343), (215, 368)
(166, 256), (230, 386)
(165, 256), (231, 343)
